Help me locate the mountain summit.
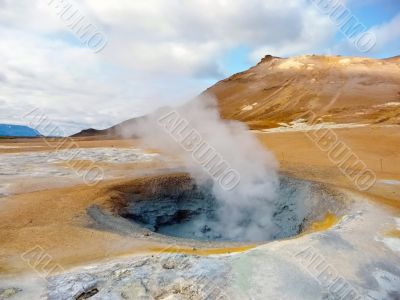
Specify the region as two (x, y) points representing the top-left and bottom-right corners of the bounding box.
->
(206, 54), (400, 129)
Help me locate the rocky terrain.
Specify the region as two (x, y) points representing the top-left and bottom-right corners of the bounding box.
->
(207, 55), (400, 129)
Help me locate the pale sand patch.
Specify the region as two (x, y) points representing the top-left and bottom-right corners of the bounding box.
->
(261, 120), (368, 133)
(377, 179), (400, 185)
(277, 60), (304, 70)
(381, 238), (400, 253)
(375, 102), (400, 108)
(339, 58), (351, 65)
(241, 105), (254, 111)
(0, 147), (162, 196)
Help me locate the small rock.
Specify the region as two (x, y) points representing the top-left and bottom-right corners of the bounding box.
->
(132, 258), (149, 268)
(113, 268), (131, 279)
(121, 281), (150, 300)
(162, 260), (176, 270)
(200, 225), (211, 233)
(0, 288), (22, 299)
(76, 288), (99, 300)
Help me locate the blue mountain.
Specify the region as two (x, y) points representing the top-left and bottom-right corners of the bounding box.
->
(0, 124), (41, 137)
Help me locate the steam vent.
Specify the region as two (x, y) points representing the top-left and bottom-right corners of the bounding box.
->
(115, 174), (346, 243)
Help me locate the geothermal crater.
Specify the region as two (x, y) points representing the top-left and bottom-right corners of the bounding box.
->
(114, 174), (346, 243)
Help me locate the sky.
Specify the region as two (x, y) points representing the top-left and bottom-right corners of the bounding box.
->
(0, 0), (399, 135)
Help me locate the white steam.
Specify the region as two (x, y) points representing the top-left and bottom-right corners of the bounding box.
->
(121, 95), (280, 241)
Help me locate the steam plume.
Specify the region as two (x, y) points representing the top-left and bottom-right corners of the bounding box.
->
(121, 95), (280, 241)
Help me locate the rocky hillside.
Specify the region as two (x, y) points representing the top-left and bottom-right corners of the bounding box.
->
(71, 116), (146, 138)
(205, 55), (400, 129)
(72, 54), (400, 136)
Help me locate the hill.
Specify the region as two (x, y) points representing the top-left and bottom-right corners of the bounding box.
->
(71, 116), (146, 138)
(206, 54), (400, 129)
(72, 54), (400, 136)
(0, 124), (41, 137)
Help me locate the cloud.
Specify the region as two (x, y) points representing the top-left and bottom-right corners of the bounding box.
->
(0, 0), (63, 32)
(84, 0), (335, 73)
(1, 0), (336, 77)
(331, 12), (400, 57)
(0, 0), (393, 134)
(0, 72), (7, 83)
(370, 13), (400, 54)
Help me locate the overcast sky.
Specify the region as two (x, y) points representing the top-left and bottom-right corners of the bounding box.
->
(0, 0), (399, 135)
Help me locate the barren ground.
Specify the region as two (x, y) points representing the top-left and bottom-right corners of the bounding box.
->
(0, 125), (399, 277)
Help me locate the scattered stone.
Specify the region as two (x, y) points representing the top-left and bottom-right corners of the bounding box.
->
(75, 288), (99, 300)
(46, 253), (227, 299)
(161, 255), (191, 270)
(132, 258), (149, 268)
(121, 281), (150, 300)
(162, 260), (176, 270)
(0, 288), (22, 299)
(200, 225), (211, 233)
(113, 268), (131, 279)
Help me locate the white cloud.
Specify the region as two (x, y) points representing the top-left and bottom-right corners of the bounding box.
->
(0, 0), (64, 32)
(84, 0), (335, 74)
(330, 12), (400, 57)
(0, 0), (371, 135)
(370, 13), (400, 53)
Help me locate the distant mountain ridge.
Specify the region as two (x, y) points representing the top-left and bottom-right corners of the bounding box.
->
(71, 116), (146, 138)
(0, 124), (41, 137)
